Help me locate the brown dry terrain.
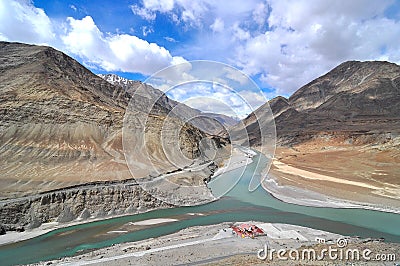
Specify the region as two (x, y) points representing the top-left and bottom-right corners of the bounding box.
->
(0, 42), (230, 231)
(269, 135), (400, 209)
(0, 42), (229, 201)
(241, 60), (400, 210)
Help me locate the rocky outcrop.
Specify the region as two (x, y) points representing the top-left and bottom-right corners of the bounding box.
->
(57, 207), (75, 223)
(78, 208), (91, 220)
(0, 224), (5, 235)
(0, 179), (172, 232)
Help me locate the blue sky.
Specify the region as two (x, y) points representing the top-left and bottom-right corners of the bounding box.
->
(0, 0), (400, 116)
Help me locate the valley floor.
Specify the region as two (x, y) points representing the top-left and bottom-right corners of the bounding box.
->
(264, 142), (400, 213)
(2, 144), (400, 265)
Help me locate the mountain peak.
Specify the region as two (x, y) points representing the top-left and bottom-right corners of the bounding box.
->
(289, 60), (400, 112)
(237, 60), (400, 146)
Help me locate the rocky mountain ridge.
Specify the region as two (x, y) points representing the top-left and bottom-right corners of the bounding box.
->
(98, 73), (237, 135)
(241, 60), (400, 146)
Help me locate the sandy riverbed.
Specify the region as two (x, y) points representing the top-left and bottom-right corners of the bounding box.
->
(211, 146), (256, 177)
(261, 145), (400, 214)
(0, 207), (174, 246)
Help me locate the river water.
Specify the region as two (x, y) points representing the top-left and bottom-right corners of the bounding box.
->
(0, 153), (399, 265)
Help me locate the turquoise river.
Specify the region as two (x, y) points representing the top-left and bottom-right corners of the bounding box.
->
(0, 152), (399, 265)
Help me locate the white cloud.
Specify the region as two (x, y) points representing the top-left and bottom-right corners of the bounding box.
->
(142, 25), (154, 36)
(0, 1), (188, 77)
(142, 0), (175, 12)
(236, 0), (400, 95)
(165, 81), (265, 118)
(223, 66), (248, 85)
(210, 18), (224, 33)
(150, 0), (269, 61)
(164, 36), (177, 42)
(137, 0), (400, 97)
(1, 0), (400, 101)
(0, 0), (55, 44)
(232, 23), (250, 41)
(130, 4), (156, 20)
(184, 97), (238, 116)
(70, 5), (77, 12)
(62, 16), (187, 75)
(135, 0), (228, 27)
(252, 2), (268, 27)
(238, 90), (268, 109)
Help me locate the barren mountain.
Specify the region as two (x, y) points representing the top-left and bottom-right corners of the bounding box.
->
(0, 41), (230, 231)
(243, 60), (400, 210)
(98, 73), (235, 135)
(242, 61), (400, 146)
(0, 41), (225, 200)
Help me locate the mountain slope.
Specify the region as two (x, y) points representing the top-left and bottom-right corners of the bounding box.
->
(244, 60), (400, 211)
(98, 74), (236, 135)
(0, 42), (223, 200)
(242, 61), (400, 145)
(0, 42), (129, 199)
(290, 61), (400, 112)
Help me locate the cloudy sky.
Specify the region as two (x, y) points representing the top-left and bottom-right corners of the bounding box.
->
(1, 0), (400, 116)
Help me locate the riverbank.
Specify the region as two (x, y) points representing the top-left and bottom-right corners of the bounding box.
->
(0, 146), (254, 247)
(210, 146), (256, 177)
(262, 175), (400, 214)
(261, 146), (400, 214)
(35, 221), (399, 265)
(2, 147), (400, 265)
(0, 206), (171, 246)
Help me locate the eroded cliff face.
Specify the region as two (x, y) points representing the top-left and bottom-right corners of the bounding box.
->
(0, 179), (171, 231)
(0, 42), (131, 199)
